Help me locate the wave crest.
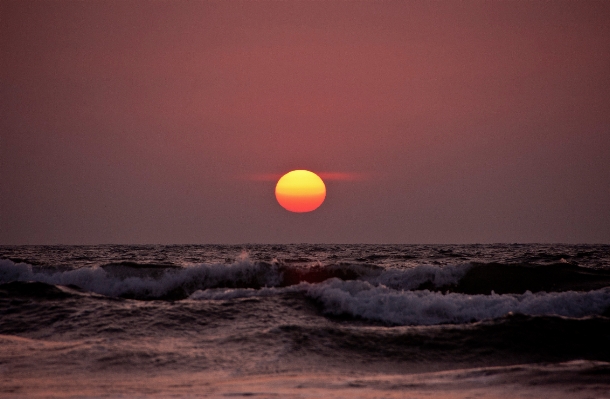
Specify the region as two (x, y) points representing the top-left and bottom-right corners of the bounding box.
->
(306, 279), (610, 325)
(0, 258), (467, 300)
(0, 258), (282, 300)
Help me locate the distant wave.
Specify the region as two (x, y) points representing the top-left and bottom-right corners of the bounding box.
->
(446, 262), (610, 294)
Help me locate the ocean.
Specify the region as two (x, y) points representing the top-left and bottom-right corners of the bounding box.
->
(1, 244), (609, 398)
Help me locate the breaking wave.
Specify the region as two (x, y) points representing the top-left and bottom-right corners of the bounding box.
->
(0, 258), (283, 299)
(304, 279), (610, 325)
(1, 257), (610, 321)
(188, 279), (610, 325)
(0, 258), (469, 300)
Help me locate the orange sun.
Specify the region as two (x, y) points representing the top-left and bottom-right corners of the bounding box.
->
(275, 170), (326, 213)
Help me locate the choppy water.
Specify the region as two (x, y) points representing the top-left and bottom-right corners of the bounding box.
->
(1, 244), (610, 398)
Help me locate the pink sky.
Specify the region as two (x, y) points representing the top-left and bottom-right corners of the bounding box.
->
(1, 1), (609, 244)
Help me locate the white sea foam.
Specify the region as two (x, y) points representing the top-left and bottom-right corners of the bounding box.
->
(305, 279), (610, 325)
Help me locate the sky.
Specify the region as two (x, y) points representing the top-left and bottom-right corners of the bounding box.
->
(1, 1), (609, 244)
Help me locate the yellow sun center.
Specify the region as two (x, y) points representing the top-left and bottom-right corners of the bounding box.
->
(275, 170), (326, 213)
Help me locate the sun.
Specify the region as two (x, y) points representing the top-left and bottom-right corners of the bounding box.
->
(275, 170), (326, 213)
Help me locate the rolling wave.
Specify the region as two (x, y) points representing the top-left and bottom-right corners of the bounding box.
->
(0, 258), (467, 300)
(0, 258), (283, 300)
(1, 257), (609, 305)
(189, 279), (610, 325)
(305, 279), (610, 325)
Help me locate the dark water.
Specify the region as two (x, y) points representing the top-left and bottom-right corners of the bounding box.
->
(1, 244), (610, 398)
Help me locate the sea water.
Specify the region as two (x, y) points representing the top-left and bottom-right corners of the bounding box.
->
(1, 244), (609, 398)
